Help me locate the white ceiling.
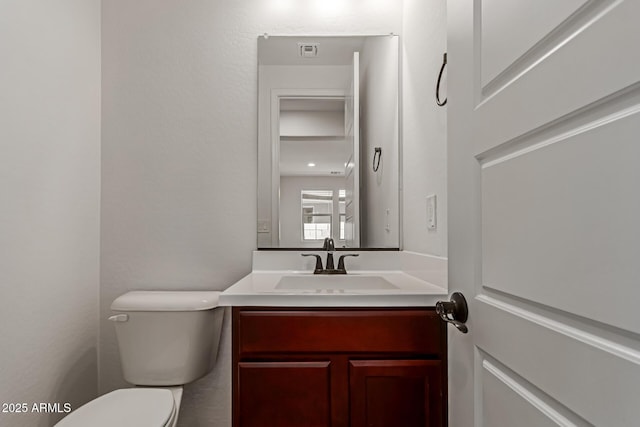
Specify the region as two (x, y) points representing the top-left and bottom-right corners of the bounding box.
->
(279, 98), (348, 176)
(279, 138), (349, 176)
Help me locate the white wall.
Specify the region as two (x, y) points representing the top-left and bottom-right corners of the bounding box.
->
(402, 0), (448, 257)
(0, 1), (101, 426)
(359, 36), (400, 247)
(101, 1), (403, 426)
(280, 110), (345, 137)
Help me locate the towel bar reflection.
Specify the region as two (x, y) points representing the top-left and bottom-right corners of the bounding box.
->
(436, 52), (447, 106)
(373, 147), (382, 172)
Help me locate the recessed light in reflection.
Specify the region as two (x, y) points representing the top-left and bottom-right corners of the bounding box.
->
(308, 163), (316, 167)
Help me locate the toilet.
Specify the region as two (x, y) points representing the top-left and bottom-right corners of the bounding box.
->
(56, 291), (224, 427)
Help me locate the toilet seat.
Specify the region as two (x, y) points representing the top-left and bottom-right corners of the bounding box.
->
(55, 388), (176, 427)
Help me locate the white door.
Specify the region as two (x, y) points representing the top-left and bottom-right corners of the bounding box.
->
(447, 1), (640, 426)
(344, 51), (360, 247)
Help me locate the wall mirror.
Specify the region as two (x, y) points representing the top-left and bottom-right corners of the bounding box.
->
(257, 35), (400, 249)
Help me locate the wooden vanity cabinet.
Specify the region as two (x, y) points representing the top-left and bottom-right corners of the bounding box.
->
(232, 307), (447, 427)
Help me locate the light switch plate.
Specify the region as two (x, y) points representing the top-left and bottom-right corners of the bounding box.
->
(426, 195), (437, 230)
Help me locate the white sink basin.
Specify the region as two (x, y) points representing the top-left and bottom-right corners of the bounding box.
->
(276, 275), (398, 291)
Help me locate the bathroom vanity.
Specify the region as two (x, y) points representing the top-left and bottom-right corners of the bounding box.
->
(221, 251), (449, 427)
(232, 306), (446, 427)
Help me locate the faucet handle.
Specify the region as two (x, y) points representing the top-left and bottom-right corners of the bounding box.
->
(337, 253), (359, 272)
(301, 253), (324, 274)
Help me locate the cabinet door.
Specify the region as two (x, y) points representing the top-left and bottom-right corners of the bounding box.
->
(349, 360), (443, 427)
(238, 361), (332, 427)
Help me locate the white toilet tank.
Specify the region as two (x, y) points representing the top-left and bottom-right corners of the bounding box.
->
(110, 291), (224, 386)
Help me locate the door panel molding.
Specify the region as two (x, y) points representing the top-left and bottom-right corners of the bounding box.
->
(475, 296), (640, 425)
(480, 0), (619, 98)
(480, 286), (640, 356)
(481, 107), (640, 334)
(477, 294), (640, 365)
(474, 0), (640, 152)
(477, 80), (640, 165)
(480, 355), (589, 426)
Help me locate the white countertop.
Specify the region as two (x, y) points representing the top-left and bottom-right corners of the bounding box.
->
(219, 251), (448, 307)
(219, 271), (447, 307)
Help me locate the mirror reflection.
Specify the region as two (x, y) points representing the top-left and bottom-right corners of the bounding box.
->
(257, 35), (400, 249)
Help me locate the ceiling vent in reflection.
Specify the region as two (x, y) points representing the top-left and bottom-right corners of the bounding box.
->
(298, 43), (319, 58)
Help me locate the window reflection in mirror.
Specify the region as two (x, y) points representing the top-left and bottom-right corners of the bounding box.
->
(301, 190), (333, 242)
(300, 190), (346, 243)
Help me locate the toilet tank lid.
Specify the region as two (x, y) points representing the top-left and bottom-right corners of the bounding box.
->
(111, 291), (221, 311)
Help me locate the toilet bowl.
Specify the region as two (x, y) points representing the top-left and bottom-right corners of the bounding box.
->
(55, 291), (223, 427)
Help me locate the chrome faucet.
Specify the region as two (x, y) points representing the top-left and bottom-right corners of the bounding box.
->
(302, 238), (359, 274)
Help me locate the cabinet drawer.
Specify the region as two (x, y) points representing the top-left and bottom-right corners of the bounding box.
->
(236, 309), (443, 355)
